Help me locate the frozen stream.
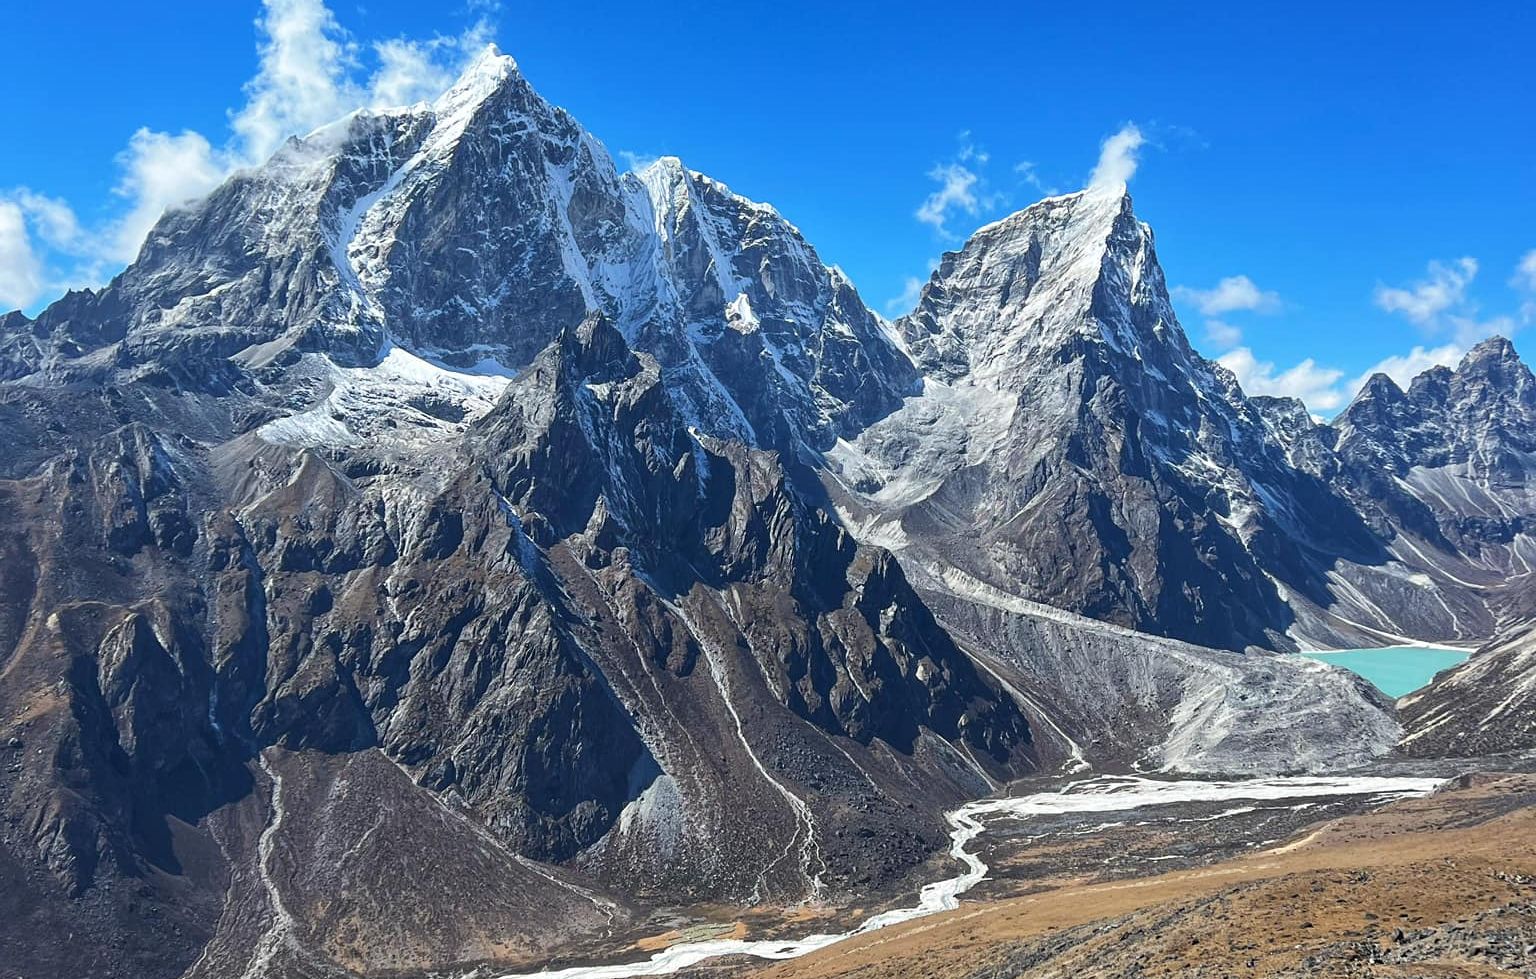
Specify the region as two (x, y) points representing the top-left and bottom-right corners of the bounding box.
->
(492, 774), (1443, 979)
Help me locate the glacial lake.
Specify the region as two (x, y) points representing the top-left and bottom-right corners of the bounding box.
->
(1297, 646), (1471, 698)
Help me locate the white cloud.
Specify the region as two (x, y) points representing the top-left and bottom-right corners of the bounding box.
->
(886, 275), (926, 315)
(109, 129), (227, 263)
(1173, 275), (1281, 316)
(1218, 346), (1347, 411)
(1374, 257), (1476, 327)
(1514, 250), (1536, 324)
(956, 134), (989, 166)
(369, 37), (460, 109)
(1220, 339), (1475, 415)
(1176, 274), (1278, 356)
(0, 191), (96, 306)
(231, 0), (358, 162)
(1203, 255), (1529, 416)
(915, 134), (1007, 240)
(1014, 161), (1059, 198)
(9, 191), (82, 250)
(915, 162), (981, 238)
(919, 123), (1142, 236)
(1204, 319), (1244, 350)
(1, 134), (224, 292)
(1374, 256), (1522, 346)
(618, 150), (660, 172)
(0, 202), (45, 310)
(1088, 124), (1144, 189)
(1514, 250), (1536, 293)
(886, 257), (941, 315)
(367, 17), (496, 111)
(1350, 343), (1465, 392)
(230, 0), (495, 161)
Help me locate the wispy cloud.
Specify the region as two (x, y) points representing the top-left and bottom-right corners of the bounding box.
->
(1088, 124), (1144, 189)
(369, 29), (487, 110)
(915, 133), (1005, 240)
(231, 0), (358, 161)
(0, 202), (45, 310)
(1, 0), (496, 311)
(1514, 250), (1536, 293)
(1374, 256), (1520, 348)
(0, 190), (98, 306)
(1374, 257), (1476, 327)
(1174, 275), (1281, 317)
(1218, 346), (1348, 411)
(1225, 342), (1466, 414)
(1204, 319), (1244, 350)
(109, 129), (227, 264)
(1013, 161), (1060, 198)
(886, 256), (941, 316)
(7, 190), (81, 250)
(233, 0), (494, 161)
(1514, 249), (1536, 324)
(1219, 250), (1535, 413)
(1175, 275), (1281, 354)
(915, 163), (981, 238)
(917, 124), (1145, 238)
(617, 150), (661, 172)
(956, 134), (989, 166)
(885, 276), (926, 316)
(1353, 343), (1466, 391)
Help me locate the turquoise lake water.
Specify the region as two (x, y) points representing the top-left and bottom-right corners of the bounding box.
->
(1297, 647), (1471, 698)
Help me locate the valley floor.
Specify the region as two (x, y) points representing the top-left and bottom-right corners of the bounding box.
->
(489, 756), (1536, 979)
(742, 765), (1536, 979)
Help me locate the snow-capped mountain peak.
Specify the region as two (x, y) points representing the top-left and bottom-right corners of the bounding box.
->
(435, 43), (520, 109)
(895, 185), (1162, 387)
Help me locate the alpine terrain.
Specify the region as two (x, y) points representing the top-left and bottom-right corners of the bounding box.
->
(1, 45), (1533, 979)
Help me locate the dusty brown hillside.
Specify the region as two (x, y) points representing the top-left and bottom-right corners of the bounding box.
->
(749, 774), (1536, 979)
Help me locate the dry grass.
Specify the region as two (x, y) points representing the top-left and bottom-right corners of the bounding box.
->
(750, 775), (1536, 979)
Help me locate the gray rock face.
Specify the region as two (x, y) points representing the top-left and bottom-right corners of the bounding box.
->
(827, 187), (1382, 652)
(0, 299), (1028, 977)
(635, 158), (919, 448)
(1332, 337), (1536, 575)
(1400, 619), (1536, 757)
(913, 568), (1403, 776)
(1246, 339), (1536, 648)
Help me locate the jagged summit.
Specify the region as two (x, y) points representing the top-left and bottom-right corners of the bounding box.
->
(963, 182), (1135, 252)
(458, 41), (519, 79)
(1465, 333), (1520, 362)
(828, 176), (1396, 651)
(1334, 337), (1531, 439)
(637, 154), (690, 182)
(1360, 371), (1407, 399)
(428, 43), (530, 126)
(895, 185), (1157, 385)
(1322, 332), (1533, 639)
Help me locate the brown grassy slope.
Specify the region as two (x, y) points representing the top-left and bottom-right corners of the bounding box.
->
(750, 774), (1536, 979)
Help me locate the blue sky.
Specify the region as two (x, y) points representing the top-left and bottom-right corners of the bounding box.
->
(2, 1), (1532, 411)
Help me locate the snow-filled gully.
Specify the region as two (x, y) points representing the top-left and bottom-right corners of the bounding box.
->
(491, 773), (1442, 979)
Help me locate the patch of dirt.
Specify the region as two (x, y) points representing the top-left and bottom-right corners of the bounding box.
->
(637, 921), (749, 952)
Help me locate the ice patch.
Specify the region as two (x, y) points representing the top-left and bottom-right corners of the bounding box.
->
(257, 345), (512, 451)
